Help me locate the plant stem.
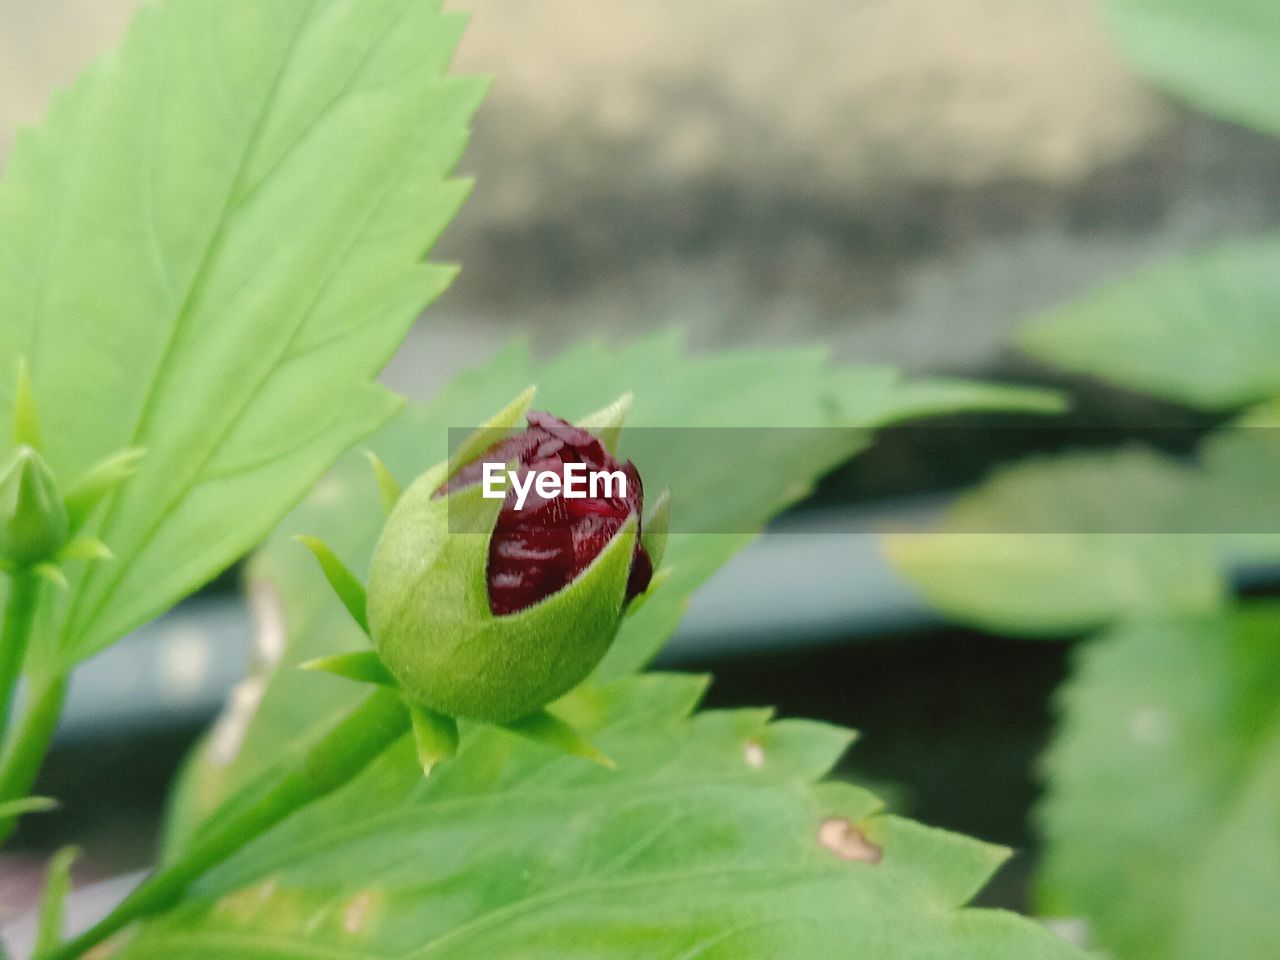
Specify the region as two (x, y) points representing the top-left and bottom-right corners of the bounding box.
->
(0, 674), (68, 843)
(39, 686), (410, 960)
(0, 572), (40, 738)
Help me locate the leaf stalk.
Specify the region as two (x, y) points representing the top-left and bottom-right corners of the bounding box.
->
(37, 687), (410, 960)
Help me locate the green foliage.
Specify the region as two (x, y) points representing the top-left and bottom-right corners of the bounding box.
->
(167, 333), (1065, 839)
(896, 0), (1280, 926)
(1105, 0), (1280, 136)
(34, 846), (80, 957)
(147, 334), (1079, 957)
(1038, 607), (1280, 959)
(131, 672), (1084, 960)
(886, 447), (1230, 636)
(0, 0), (481, 669)
(1020, 238), (1280, 410)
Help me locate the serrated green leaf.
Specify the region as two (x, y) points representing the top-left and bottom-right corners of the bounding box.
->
(887, 447), (1229, 636)
(1020, 238), (1280, 411)
(125, 673), (1082, 960)
(1104, 0), (1280, 136)
(0, 0), (482, 667)
(1038, 606), (1280, 959)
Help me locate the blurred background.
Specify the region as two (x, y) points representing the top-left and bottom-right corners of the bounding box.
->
(1, 0), (1277, 925)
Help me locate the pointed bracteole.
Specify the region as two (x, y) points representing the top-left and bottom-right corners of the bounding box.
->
(63, 447), (146, 534)
(300, 651), (396, 687)
(641, 487), (669, 569)
(34, 843), (80, 956)
(502, 709), (616, 770)
(623, 565), (672, 619)
(445, 386), (537, 484)
(408, 700), (459, 776)
(56, 538), (112, 563)
(576, 392), (633, 455)
(34, 563), (67, 590)
(294, 536), (370, 637)
(0, 795), (60, 819)
(13, 357), (41, 450)
(363, 451), (402, 517)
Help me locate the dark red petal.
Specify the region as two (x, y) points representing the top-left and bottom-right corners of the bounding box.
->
(438, 410), (652, 614)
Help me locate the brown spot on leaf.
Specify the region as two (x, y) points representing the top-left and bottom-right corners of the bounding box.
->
(744, 740), (765, 769)
(818, 817), (883, 864)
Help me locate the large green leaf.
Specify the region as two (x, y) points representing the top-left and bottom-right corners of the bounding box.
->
(1037, 606), (1280, 959)
(1019, 237), (1280, 411)
(126, 673), (1084, 960)
(1104, 0), (1280, 136)
(0, 0), (481, 667)
(167, 332), (1061, 842)
(886, 447), (1229, 636)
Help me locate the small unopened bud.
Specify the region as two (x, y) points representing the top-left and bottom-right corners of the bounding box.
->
(0, 446), (69, 567)
(366, 396), (654, 723)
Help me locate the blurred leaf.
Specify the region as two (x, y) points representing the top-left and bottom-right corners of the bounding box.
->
(1194, 407), (1280, 563)
(166, 333), (1066, 844)
(0, 0), (481, 667)
(127, 675), (1085, 959)
(1020, 238), (1280, 410)
(34, 846), (80, 956)
(1104, 0), (1280, 136)
(1038, 606), (1280, 959)
(0, 795), (58, 819)
(887, 448), (1228, 636)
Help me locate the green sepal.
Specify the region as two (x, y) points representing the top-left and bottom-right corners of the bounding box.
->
(641, 487), (670, 569)
(34, 845), (80, 956)
(0, 795), (59, 820)
(13, 357), (41, 450)
(300, 651), (396, 687)
(502, 708), (616, 770)
(407, 700), (459, 776)
(56, 537), (113, 563)
(445, 385), (536, 483)
(295, 535), (369, 636)
(368, 465), (638, 723)
(576, 392), (632, 455)
(364, 451), (402, 517)
(624, 565), (672, 619)
(63, 447), (146, 535)
(34, 563), (68, 590)
(0, 446), (68, 567)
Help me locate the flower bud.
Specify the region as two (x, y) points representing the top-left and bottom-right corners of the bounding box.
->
(366, 403), (652, 723)
(0, 446), (69, 567)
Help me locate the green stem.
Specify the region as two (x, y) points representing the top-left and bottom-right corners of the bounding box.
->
(39, 687), (410, 960)
(0, 675), (69, 843)
(0, 571), (40, 738)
